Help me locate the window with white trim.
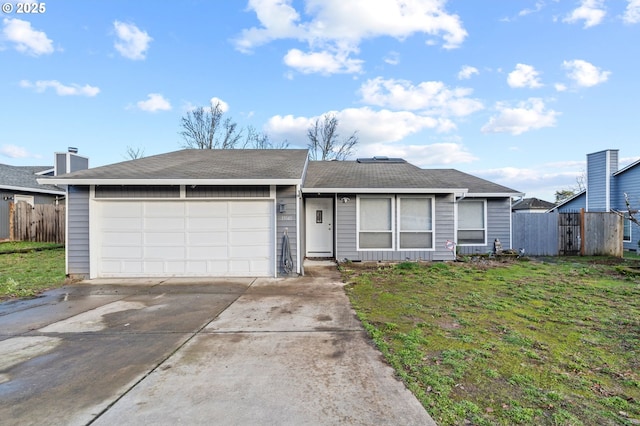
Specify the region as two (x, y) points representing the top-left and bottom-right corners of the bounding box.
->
(623, 213), (632, 242)
(457, 200), (486, 245)
(398, 197), (433, 249)
(358, 197), (394, 250)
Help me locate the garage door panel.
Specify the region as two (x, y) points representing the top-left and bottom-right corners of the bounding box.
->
(187, 217), (227, 230)
(101, 218), (142, 231)
(144, 202), (184, 216)
(102, 232), (142, 245)
(187, 231), (227, 245)
(145, 217), (184, 230)
(144, 232), (185, 245)
(97, 200), (273, 277)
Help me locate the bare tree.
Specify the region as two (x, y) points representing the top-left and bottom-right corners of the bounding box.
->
(307, 113), (358, 161)
(242, 126), (289, 149)
(624, 192), (640, 226)
(179, 100), (243, 149)
(124, 146), (145, 160)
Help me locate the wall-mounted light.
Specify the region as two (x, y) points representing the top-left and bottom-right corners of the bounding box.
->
(278, 202), (286, 213)
(341, 196), (351, 203)
(2, 196), (14, 201)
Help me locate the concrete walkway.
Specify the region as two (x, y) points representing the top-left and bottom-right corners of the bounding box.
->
(0, 266), (435, 425)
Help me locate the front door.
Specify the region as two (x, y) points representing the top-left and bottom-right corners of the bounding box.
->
(305, 198), (334, 257)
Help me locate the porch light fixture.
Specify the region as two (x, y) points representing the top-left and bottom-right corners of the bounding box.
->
(278, 202), (286, 213)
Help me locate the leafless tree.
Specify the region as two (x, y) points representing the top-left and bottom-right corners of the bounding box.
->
(125, 146), (145, 159)
(242, 126), (289, 149)
(307, 113), (358, 161)
(624, 192), (640, 226)
(179, 100), (243, 149)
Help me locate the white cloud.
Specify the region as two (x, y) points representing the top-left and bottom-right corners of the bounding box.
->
(136, 93), (171, 112)
(210, 97), (229, 113)
(624, 0), (640, 23)
(265, 107), (454, 148)
(457, 65), (479, 80)
(234, 0), (467, 75)
(358, 142), (477, 166)
(283, 48), (363, 74)
(563, 0), (606, 28)
(0, 144), (37, 159)
(554, 83), (567, 92)
(359, 77), (484, 117)
(2, 18), (54, 56)
(481, 98), (560, 135)
(384, 51), (400, 65)
(518, 2), (545, 17)
(19, 80), (100, 97)
(113, 21), (152, 60)
(562, 59), (610, 87)
(507, 64), (543, 88)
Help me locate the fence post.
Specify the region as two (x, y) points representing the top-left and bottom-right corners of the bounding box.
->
(580, 208), (585, 256)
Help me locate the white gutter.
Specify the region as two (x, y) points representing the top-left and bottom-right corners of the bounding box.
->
(1, 184), (65, 195)
(38, 178), (303, 186)
(301, 187), (468, 194)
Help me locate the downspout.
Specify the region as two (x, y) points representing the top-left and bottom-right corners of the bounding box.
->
(296, 184), (301, 275)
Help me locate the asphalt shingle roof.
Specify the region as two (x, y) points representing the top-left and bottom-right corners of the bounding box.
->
(0, 164), (63, 194)
(303, 162), (520, 194)
(51, 149), (310, 181)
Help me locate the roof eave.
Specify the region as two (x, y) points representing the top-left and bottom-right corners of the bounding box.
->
(38, 178), (303, 186)
(301, 187), (468, 194)
(464, 192), (525, 197)
(0, 184), (66, 195)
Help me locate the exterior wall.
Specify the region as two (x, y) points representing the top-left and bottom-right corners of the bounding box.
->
(0, 191), (63, 240)
(333, 193), (456, 262)
(556, 193), (586, 213)
(613, 166), (640, 251)
(586, 150), (618, 212)
(457, 198), (513, 256)
(276, 185), (298, 276)
(67, 185), (90, 277)
(70, 184), (295, 278)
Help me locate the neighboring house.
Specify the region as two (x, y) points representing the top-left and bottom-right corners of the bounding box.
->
(40, 149), (522, 279)
(512, 197), (555, 213)
(0, 149), (89, 240)
(552, 149), (640, 252)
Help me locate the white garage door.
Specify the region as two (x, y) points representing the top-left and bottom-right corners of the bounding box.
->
(95, 200), (274, 277)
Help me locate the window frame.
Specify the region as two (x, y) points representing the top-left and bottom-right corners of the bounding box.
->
(356, 195), (395, 251)
(397, 196), (435, 251)
(623, 213), (632, 243)
(456, 199), (487, 246)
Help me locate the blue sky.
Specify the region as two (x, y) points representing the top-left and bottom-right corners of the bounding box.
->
(1, 0), (639, 201)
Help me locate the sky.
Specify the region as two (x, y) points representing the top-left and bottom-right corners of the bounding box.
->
(1, 0), (640, 201)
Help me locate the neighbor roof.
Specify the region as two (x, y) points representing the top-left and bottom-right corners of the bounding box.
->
(41, 149), (310, 184)
(303, 161), (466, 193)
(0, 164), (65, 195)
(512, 197), (556, 211)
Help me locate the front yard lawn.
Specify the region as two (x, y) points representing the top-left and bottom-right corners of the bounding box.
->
(343, 258), (640, 425)
(0, 241), (66, 299)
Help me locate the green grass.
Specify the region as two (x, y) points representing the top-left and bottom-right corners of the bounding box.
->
(343, 257), (640, 425)
(0, 241), (67, 299)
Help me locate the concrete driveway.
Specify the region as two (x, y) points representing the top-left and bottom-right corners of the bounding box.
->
(0, 265), (435, 426)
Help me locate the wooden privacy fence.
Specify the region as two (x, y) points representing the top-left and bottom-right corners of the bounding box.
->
(9, 201), (65, 244)
(512, 211), (623, 257)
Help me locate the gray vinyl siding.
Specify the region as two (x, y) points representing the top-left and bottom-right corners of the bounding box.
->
(276, 185), (298, 276)
(335, 193), (456, 262)
(457, 198), (512, 256)
(586, 150), (618, 212)
(67, 185), (90, 277)
(613, 166), (640, 251)
(557, 193), (586, 212)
